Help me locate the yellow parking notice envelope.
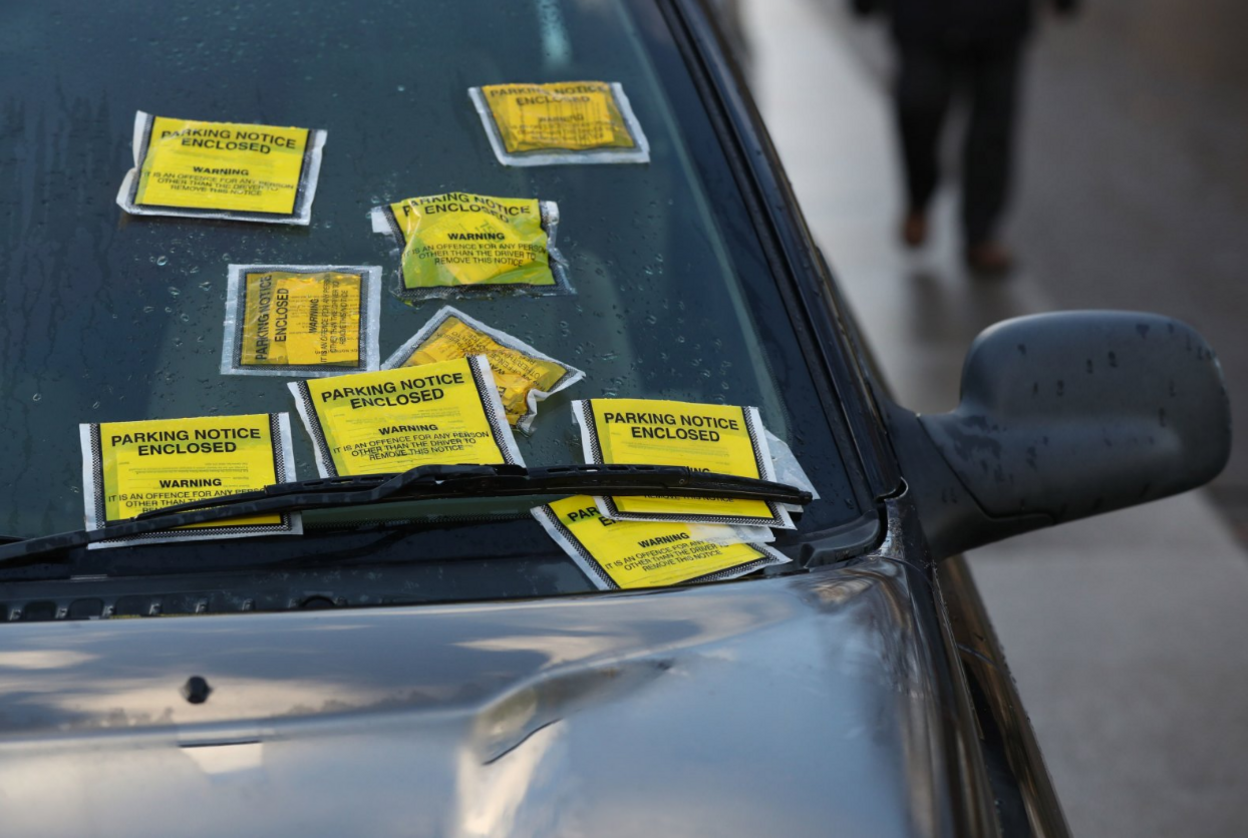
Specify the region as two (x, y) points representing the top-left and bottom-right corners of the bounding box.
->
(532, 496), (788, 591)
(288, 356), (524, 477)
(469, 82), (650, 166)
(116, 111), (327, 224)
(221, 265), (382, 377)
(482, 82), (634, 153)
(572, 398), (794, 529)
(383, 306), (584, 433)
(370, 193), (570, 301)
(79, 413), (300, 549)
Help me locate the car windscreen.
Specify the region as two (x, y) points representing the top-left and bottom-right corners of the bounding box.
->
(0, 0), (870, 599)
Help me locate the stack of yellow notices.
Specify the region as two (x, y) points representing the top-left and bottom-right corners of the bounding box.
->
(571, 398), (798, 529)
(532, 496), (788, 591)
(79, 413), (301, 549)
(115, 111), (327, 225)
(371, 192), (572, 302)
(288, 357), (523, 478)
(469, 81), (650, 166)
(383, 306), (584, 434)
(221, 265), (382, 377)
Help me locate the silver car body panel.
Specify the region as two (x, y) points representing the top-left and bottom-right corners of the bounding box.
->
(0, 535), (972, 837)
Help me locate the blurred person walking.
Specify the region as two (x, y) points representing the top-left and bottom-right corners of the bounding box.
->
(852, 0), (1077, 274)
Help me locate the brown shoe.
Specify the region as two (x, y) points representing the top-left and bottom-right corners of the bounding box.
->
(901, 211), (927, 248)
(965, 241), (1014, 276)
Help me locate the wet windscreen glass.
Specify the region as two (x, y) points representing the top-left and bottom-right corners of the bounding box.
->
(0, 0), (869, 599)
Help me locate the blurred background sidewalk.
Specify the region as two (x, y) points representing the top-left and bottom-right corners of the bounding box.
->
(736, 0), (1248, 835)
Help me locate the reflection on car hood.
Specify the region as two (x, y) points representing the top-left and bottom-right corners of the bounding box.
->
(0, 557), (954, 837)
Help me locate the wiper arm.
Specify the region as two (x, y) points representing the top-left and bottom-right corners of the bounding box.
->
(0, 464), (812, 565)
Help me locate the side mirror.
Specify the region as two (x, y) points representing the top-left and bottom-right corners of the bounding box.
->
(890, 311), (1231, 559)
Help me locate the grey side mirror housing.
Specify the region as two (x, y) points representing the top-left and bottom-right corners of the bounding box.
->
(890, 311), (1231, 559)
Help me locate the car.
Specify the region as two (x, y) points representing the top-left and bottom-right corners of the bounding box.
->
(0, 0), (1230, 835)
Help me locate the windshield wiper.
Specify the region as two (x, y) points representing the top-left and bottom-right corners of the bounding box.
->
(0, 464), (812, 565)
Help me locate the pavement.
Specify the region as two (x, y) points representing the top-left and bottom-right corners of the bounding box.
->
(740, 0), (1248, 835)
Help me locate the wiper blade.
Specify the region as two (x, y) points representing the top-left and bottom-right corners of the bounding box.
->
(0, 464), (812, 565)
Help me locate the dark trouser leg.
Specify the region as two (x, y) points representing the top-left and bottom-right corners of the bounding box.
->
(962, 45), (1022, 246)
(896, 43), (954, 214)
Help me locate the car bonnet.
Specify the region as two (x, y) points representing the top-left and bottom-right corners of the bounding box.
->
(0, 555), (958, 837)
